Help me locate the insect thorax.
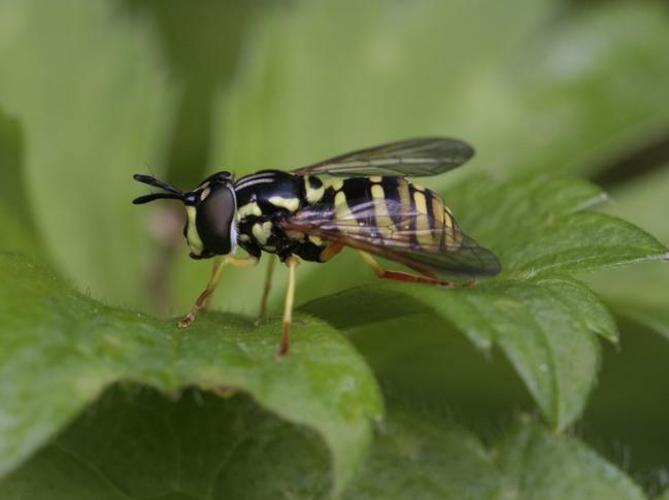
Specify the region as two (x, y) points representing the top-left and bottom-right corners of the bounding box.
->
(234, 170), (328, 262)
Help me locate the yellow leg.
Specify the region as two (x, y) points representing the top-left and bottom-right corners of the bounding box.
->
(277, 256), (299, 358)
(258, 255), (276, 320)
(178, 255), (258, 328)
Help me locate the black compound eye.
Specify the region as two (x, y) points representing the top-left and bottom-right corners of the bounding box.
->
(196, 187), (236, 255)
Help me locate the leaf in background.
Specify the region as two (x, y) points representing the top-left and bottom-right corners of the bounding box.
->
(352, 410), (645, 499)
(0, 253), (383, 495)
(0, 109), (38, 254)
(350, 410), (644, 500)
(581, 316), (669, 493)
(0, 0), (175, 308)
(495, 417), (645, 500)
(589, 166), (669, 341)
(348, 408), (502, 499)
(303, 174), (667, 430)
(509, 1), (669, 177)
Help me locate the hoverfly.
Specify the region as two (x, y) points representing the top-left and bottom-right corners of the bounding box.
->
(133, 138), (501, 357)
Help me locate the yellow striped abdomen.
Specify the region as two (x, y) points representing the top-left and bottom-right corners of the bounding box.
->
(306, 174), (463, 252)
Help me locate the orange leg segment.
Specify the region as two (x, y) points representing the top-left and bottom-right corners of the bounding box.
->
(358, 251), (459, 288)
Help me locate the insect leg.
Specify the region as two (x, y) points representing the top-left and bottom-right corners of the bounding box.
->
(277, 256), (299, 358)
(178, 255), (258, 328)
(258, 255), (276, 320)
(357, 251), (456, 287)
(224, 256), (259, 268)
(319, 242), (343, 262)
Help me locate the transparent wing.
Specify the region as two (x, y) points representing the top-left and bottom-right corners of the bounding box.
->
(291, 137), (474, 177)
(282, 198), (500, 278)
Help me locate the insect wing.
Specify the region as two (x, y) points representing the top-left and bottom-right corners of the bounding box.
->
(291, 137), (474, 178)
(282, 198), (500, 278)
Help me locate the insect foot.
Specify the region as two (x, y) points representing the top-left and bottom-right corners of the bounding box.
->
(178, 314), (196, 329)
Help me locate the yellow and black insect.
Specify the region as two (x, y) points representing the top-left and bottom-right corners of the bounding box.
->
(133, 138), (500, 356)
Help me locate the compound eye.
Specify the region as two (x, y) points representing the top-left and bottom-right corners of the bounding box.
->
(196, 186), (236, 255)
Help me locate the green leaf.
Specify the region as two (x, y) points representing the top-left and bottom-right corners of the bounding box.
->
(347, 408), (502, 499)
(2, 390), (642, 500)
(0, 387), (332, 500)
(589, 166), (669, 342)
(0, 0), (175, 308)
(352, 410), (644, 500)
(495, 418), (645, 500)
(303, 173), (665, 430)
(304, 277), (607, 431)
(0, 253), (383, 495)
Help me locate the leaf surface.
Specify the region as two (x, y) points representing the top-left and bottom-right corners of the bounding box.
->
(494, 418), (645, 500)
(0, 254), (383, 495)
(1, 391), (643, 500)
(0, 387), (332, 500)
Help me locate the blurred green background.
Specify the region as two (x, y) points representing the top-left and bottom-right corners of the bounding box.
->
(1, 0), (668, 493)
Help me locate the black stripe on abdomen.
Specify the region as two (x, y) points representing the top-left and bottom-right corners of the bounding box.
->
(342, 177), (375, 227)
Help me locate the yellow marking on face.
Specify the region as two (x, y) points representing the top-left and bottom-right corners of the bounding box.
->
(185, 206), (204, 255)
(305, 177), (325, 204)
(239, 234), (251, 242)
(237, 202), (262, 219)
(369, 176), (382, 183)
(371, 183), (395, 238)
(269, 196), (300, 212)
(252, 221), (273, 245)
(413, 191), (432, 247)
(200, 187), (211, 201)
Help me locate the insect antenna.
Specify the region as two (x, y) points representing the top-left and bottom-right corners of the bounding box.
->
(132, 174), (185, 205)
